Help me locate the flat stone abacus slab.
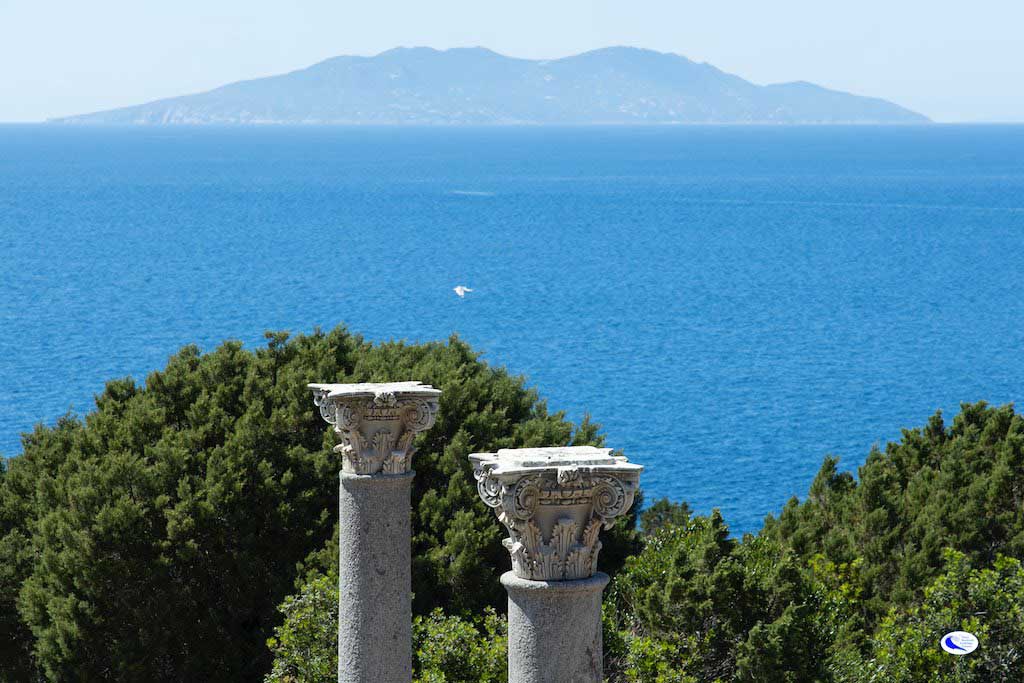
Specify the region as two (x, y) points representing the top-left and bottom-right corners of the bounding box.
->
(471, 445), (642, 476)
(309, 381), (442, 400)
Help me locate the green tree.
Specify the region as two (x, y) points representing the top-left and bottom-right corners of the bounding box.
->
(11, 334), (347, 681)
(608, 513), (829, 682)
(0, 455), (37, 681)
(766, 403), (1024, 630)
(0, 327), (628, 681)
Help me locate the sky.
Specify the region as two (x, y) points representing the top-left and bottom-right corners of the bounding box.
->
(0, 0), (1022, 123)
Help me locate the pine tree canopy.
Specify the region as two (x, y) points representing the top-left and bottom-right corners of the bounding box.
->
(0, 327), (634, 681)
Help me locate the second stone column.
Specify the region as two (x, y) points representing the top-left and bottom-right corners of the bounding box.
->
(311, 381), (441, 683)
(471, 446), (642, 683)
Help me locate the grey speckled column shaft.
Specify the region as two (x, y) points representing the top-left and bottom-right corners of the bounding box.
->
(501, 571), (610, 683)
(338, 471), (413, 683)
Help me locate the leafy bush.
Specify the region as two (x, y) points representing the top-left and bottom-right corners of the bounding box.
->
(264, 575), (506, 683)
(847, 550), (1024, 683)
(413, 608), (507, 683)
(265, 575), (338, 683)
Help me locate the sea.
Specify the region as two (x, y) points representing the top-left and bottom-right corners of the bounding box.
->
(2, 124), (1023, 534)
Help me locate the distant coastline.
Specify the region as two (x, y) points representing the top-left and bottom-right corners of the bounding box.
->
(51, 46), (929, 126)
(45, 120), (935, 127)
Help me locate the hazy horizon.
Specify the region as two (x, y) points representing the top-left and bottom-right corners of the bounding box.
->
(1, 0), (1022, 124)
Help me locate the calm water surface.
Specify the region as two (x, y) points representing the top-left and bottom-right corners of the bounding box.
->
(2, 124), (1023, 533)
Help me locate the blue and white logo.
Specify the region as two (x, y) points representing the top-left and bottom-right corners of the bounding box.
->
(940, 631), (978, 655)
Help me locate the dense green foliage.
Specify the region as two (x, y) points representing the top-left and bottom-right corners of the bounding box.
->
(767, 403), (1024, 627)
(607, 513), (828, 682)
(412, 608), (507, 683)
(264, 575), (338, 683)
(264, 575), (506, 683)
(2, 324), (1021, 682)
(844, 549), (1024, 682)
(603, 402), (1024, 682)
(0, 327), (629, 681)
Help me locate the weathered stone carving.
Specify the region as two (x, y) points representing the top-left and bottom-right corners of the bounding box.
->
(470, 446), (642, 581)
(310, 381), (441, 475)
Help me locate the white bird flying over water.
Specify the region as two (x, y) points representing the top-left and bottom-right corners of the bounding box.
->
(453, 285), (473, 298)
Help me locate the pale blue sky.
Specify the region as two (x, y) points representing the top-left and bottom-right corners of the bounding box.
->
(1, 0), (1021, 122)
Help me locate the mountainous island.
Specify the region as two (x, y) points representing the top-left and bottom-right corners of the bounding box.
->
(53, 46), (929, 125)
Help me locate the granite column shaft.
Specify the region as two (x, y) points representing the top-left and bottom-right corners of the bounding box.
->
(502, 571), (609, 683)
(337, 471), (414, 683)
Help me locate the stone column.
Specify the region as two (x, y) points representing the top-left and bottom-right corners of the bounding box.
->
(471, 446), (642, 683)
(310, 381), (441, 683)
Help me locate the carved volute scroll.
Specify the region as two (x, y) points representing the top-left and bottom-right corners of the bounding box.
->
(310, 381), (441, 475)
(470, 446), (642, 581)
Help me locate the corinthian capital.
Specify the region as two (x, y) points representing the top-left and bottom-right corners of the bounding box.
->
(309, 381), (441, 475)
(470, 446), (642, 581)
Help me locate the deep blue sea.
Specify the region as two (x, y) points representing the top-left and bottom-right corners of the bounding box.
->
(2, 124), (1023, 533)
